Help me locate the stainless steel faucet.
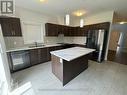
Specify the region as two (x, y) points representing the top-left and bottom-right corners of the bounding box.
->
(35, 42), (38, 47)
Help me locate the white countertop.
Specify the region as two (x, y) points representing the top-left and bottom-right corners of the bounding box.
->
(6, 44), (61, 52)
(50, 47), (95, 61)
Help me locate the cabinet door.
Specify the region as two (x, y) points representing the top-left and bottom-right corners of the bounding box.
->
(0, 18), (22, 36)
(83, 25), (89, 36)
(55, 46), (63, 50)
(9, 18), (22, 36)
(47, 46), (62, 61)
(30, 49), (39, 65)
(57, 25), (63, 34)
(67, 27), (75, 36)
(47, 47), (55, 61)
(45, 23), (58, 36)
(75, 27), (84, 36)
(0, 18), (12, 36)
(63, 26), (69, 36)
(38, 48), (48, 63)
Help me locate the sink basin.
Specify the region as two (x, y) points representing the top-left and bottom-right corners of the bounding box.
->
(29, 45), (45, 48)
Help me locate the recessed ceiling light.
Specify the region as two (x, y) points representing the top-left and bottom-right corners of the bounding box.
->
(39, 0), (46, 2)
(119, 22), (126, 24)
(73, 10), (86, 17)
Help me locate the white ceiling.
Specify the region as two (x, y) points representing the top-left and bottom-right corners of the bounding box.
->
(15, 0), (127, 20)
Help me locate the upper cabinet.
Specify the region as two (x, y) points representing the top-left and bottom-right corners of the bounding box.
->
(45, 22), (110, 37)
(87, 22), (110, 31)
(45, 23), (77, 37)
(45, 23), (58, 36)
(0, 17), (22, 37)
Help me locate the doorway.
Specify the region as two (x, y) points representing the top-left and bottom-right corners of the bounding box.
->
(108, 31), (127, 65)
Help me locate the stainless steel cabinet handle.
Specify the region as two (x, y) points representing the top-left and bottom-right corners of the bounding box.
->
(11, 31), (13, 35)
(13, 31), (15, 35)
(12, 30), (15, 35)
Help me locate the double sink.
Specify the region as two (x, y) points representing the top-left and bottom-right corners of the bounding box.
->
(28, 45), (45, 48)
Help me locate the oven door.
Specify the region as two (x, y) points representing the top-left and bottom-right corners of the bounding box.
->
(10, 51), (30, 72)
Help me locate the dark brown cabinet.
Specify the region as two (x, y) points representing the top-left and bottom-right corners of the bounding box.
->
(45, 22), (110, 37)
(45, 23), (76, 36)
(63, 26), (69, 36)
(30, 46), (64, 66)
(67, 27), (75, 36)
(55, 46), (63, 50)
(0, 18), (10, 36)
(47, 47), (55, 61)
(75, 27), (85, 36)
(45, 23), (58, 36)
(7, 44), (87, 73)
(30, 48), (48, 66)
(45, 23), (88, 37)
(0, 17), (22, 36)
(47, 46), (63, 61)
(86, 22), (110, 31)
(29, 49), (39, 65)
(9, 18), (22, 36)
(57, 25), (64, 34)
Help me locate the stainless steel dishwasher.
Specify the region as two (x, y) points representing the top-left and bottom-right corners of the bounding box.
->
(8, 50), (30, 72)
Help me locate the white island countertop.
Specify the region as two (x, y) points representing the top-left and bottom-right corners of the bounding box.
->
(50, 47), (95, 61)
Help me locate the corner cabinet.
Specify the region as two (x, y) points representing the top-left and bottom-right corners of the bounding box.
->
(45, 23), (88, 37)
(0, 17), (22, 37)
(45, 22), (110, 37)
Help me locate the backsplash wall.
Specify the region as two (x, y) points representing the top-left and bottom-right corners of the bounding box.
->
(4, 37), (61, 49)
(4, 37), (24, 49)
(4, 36), (86, 49)
(73, 37), (87, 45)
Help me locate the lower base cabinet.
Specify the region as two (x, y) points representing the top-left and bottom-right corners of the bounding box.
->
(29, 49), (38, 65)
(47, 46), (63, 61)
(30, 48), (48, 66)
(8, 44), (86, 72)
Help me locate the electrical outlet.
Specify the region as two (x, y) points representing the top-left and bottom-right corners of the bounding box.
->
(14, 42), (17, 45)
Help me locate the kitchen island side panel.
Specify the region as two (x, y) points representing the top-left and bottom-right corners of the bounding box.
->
(51, 54), (89, 86)
(63, 54), (88, 86)
(51, 55), (63, 82)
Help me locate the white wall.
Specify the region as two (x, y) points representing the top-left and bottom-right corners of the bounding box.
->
(15, 7), (59, 24)
(84, 11), (114, 25)
(71, 11), (114, 26)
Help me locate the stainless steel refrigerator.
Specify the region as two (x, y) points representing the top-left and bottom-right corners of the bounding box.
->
(86, 29), (106, 62)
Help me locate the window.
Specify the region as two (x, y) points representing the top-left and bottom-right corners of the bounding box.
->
(22, 22), (44, 44)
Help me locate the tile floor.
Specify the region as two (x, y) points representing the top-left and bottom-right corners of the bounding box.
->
(12, 61), (127, 95)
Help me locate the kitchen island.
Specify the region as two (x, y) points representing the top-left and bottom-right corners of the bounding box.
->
(50, 47), (95, 86)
